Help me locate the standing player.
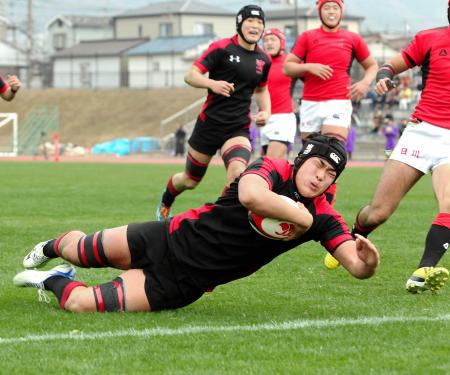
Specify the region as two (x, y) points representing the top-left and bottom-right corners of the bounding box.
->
(155, 5), (271, 220)
(14, 135), (379, 313)
(0, 74), (21, 101)
(352, 1), (450, 293)
(284, 0), (377, 267)
(261, 28), (296, 159)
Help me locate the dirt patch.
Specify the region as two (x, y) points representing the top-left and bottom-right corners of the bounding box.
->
(3, 88), (204, 146)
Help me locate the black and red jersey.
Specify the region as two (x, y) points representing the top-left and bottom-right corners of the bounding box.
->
(194, 35), (272, 126)
(401, 26), (450, 129)
(167, 157), (352, 290)
(0, 75), (8, 94)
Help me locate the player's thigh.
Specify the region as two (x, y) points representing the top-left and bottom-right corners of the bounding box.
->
(267, 141), (288, 159)
(187, 144), (213, 164)
(370, 160), (423, 213)
(432, 163), (450, 212)
(221, 135), (251, 152)
(117, 269), (151, 312)
(102, 225), (132, 270)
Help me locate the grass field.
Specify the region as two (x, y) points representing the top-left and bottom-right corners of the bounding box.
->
(0, 161), (449, 374)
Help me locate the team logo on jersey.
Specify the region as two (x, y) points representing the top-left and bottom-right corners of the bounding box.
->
(256, 59), (265, 74)
(303, 144), (314, 155)
(439, 49), (448, 56)
(229, 55), (241, 63)
(329, 152), (341, 164)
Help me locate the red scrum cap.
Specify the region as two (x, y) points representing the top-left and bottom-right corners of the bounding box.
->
(263, 28), (286, 51)
(317, 0), (344, 12)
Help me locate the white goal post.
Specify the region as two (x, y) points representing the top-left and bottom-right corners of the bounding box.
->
(0, 113), (18, 156)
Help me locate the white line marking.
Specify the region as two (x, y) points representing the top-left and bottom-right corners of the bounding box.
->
(2, 314), (449, 345)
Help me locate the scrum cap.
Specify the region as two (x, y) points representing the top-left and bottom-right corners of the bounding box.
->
(236, 5), (265, 32)
(263, 28), (286, 52)
(317, 0), (344, 12)
(294, 133), (347, 181)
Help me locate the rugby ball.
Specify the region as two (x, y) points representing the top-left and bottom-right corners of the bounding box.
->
(248, 195), (298, 240)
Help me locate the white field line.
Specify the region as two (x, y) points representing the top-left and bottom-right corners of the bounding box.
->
(1, 314), (450, 345)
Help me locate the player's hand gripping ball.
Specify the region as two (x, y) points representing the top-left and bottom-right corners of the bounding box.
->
(248, 195), (298, 240)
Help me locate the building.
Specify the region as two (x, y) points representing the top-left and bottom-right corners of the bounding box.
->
(52, 38), (148, 88)
(47, 15), (114, 56)
(113, 1), (234, 40)
(126, 34), (216, 88)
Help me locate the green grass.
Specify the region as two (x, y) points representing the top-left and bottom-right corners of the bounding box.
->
(0, 161), (449, 374)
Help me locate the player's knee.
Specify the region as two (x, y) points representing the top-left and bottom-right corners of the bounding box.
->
(222, 144), (251, 170)
(92, 277), (126, 313)
(76, 231), (111, 268)
(184, 152), (208, 187)
(183, 176), (200, 190)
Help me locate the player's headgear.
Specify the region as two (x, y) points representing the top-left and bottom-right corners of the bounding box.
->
(236, 5), (265, 44)
(263, 28), (286, 55)
(317, 0), (344, 28)
(293, 133), (347, 182)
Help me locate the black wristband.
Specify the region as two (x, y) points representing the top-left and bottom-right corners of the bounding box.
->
(376, 64), (394, 83)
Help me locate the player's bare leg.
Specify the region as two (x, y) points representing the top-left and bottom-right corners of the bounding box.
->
(157, 146), (212, 220)
(357, 160), (423, 230)
(266, 141), (289, 159)
(63, 269), (151, 313)
(406, 163), (450, 293)
(221, 136), (252, 184)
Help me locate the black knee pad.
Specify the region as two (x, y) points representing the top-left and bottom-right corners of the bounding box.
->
(77, 231), (111, 268)
(222, 144), (251, 168)
(93, 277), (126, 312)
(185, 152), (208, 182)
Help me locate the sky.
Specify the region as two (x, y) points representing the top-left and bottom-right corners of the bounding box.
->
(4, 0), (449, 35)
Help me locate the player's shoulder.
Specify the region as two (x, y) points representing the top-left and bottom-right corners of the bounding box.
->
(208, 37), (234, 50)
(414, 26), (448, 41)
(416, 26), (448, 36)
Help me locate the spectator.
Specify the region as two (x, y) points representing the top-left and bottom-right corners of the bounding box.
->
(174, 124), (186, 157)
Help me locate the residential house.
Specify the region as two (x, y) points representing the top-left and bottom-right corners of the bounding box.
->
(46, 15), (114, 56)
(52, 38), (148, 88)
(113, 1), (235, 39)
(126, 34), (216, 88)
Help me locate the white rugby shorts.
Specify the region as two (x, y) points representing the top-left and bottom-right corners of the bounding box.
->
(260, 113), (297, 146)
(390, 120), (450, 173)
(300, 99), (352, 133)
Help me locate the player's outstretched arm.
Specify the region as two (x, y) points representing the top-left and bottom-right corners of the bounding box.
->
(184, 66), (234, 97)
(332, 234), (380, 279)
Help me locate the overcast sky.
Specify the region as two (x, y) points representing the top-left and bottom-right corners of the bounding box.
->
(5, 0), (449, 35)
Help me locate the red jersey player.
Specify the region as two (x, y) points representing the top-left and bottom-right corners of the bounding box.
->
(351, 1), (450, 293)
(284, 0), (377, 143)
(262, 28), (296, 159)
